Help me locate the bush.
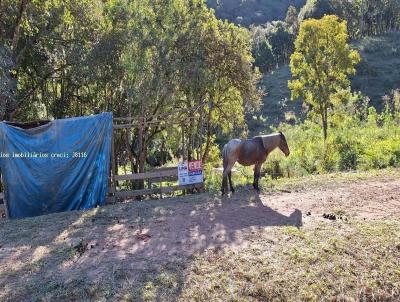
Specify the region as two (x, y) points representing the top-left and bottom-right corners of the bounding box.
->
(205, 100), (400, 188)
(274, 106), (400, 176)
(336, 136), (360, 171)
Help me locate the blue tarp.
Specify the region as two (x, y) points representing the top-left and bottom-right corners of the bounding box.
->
(0, 112), (112, 219)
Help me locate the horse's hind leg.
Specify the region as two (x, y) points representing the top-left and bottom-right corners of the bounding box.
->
(253, 163), (262, 193)
(228, 171), (235, 193)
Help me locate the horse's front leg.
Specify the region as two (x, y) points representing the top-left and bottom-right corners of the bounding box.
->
(228, 171), (235, 193)
(221, 162), (235, 195)
(253, 163), (262, 193)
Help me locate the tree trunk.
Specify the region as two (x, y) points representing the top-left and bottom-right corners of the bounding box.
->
(198, 103), (204, 161)
(202, 109), (212, 163)
(12, 0), (29, 52)
(322, 107), (328, 141)
(319, 101), (328, 141)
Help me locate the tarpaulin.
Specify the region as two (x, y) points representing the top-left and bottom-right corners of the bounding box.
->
(0, 112), (112, 219)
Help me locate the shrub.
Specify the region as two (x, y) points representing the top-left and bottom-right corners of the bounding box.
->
(336, 136), (360, 171)
(274, 105), (400, 176)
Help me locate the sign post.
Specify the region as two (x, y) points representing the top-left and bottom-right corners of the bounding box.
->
(178, 160), (203, 186)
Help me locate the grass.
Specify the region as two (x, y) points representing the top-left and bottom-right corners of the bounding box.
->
(259, 167), (400, 192)
(179, 220), (400, 301)
(352, 32), (400, 106)
(206, 164), (400, 194)
(4, 220), (397, 301)
(247, 65), (303, 134)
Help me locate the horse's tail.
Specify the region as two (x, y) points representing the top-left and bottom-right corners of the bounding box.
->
(222, 144), (228, 169)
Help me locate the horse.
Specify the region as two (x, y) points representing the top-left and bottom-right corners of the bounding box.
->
(221, 132), (290, 195)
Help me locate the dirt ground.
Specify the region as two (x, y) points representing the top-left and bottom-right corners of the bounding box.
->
(0, 170), (399, 301)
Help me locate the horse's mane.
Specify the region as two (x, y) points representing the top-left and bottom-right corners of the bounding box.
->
(253, 132), (281, 139)
(254, 133), (282, 151)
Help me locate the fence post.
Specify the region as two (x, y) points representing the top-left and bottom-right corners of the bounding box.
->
(3, 194), (9, 219)
(111, 122), (117, 203)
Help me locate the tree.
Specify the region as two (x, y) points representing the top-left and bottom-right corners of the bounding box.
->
(250, 21), (295, 71)
(266, 21), (294, 66)
(288, 15), (361, 140)
(298, 0), (400, 38)
(285, 5), (299, 34)
(1, 0), (262, 179)
(0, 0), (108, 120)
(0, 46), (18, 119)
(115, 0), (262, 176)
(252, 38), (275, 73)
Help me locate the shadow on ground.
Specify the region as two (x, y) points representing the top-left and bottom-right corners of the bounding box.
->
(0, 190), (301, 301)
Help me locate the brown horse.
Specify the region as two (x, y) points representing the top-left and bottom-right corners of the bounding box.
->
(221, 132), (290, 195)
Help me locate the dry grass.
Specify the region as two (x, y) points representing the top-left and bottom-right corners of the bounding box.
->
(180, 221), (400, 301)
(261, 167), (400, 193)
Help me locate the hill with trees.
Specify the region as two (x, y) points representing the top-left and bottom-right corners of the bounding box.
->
(207, 0), (305, 26)
(248, 32), (400, 133)
(243, 0), (400, 132)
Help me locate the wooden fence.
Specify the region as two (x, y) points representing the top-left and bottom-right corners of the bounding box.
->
(109, 110), (205, 203)
(107, 166), (204, 203)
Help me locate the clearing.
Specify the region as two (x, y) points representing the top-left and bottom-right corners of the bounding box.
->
(1, 169), (399, 301)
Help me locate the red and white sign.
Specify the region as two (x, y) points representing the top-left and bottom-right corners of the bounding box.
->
(178, 160), (203, 185)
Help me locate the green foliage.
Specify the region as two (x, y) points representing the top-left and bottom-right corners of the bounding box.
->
(299, 0), (400, 38)
(252, 38), (275, 73)
(285, 5), (299, 34)
(1, 0), (262, 173)
(247, 33), (400, 135)
(289, 15), (361, 139)
(266, 21), (294, 65)
(298, 0), (335, 22)
(250, 20), (295, 72)
(336, 136), (360, 171)
(116, 0), (262, 170)
(275, 104), (400, 176)
(1, 0), (109, 119)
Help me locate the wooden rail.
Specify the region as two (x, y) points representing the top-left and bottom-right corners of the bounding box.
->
(114, 167), (177, 181)
(114, 184), (202, 199)
(109, 167), (203, 203)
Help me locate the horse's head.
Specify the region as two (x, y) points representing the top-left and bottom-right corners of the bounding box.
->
(278, 131), (290, 157)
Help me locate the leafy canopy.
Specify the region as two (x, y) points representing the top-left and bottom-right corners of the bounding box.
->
(288, 15), (361, 139)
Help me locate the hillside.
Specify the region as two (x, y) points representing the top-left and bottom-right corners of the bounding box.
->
(352, 33), (400, 103)
(1, 169), (399, 301)
(248, 32), (400, 134)
(207, 0), (306, 26)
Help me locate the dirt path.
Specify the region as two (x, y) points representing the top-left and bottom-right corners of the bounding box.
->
(0, 173), (399, 301)
(262, 178), (400, 220)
